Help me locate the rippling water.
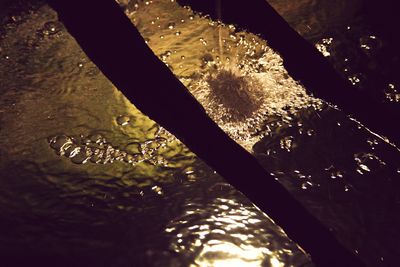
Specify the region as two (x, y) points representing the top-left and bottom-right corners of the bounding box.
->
(0, 0), (399, 266)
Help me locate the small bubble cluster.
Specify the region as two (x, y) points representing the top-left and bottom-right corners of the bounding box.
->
(280, 136), (295, 152)
(384, 83), (399, 103)
(354, 152), (386, 175)
(48, 134), (169, 166)
(359, 35), (382, 55)
(325, 165), (344, 179)
(293, 170), (318, 190)
(39, 21), (61, 37)
(315, 37), (333, 57)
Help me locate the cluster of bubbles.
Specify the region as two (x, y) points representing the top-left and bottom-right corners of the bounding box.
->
(314, 27), (399, 107)
(39, 21), (61, 37)
(48, 133), (169, 166)
(315, 37), (333, 57)
(384, 83), (399, 103)
(353, 152), (386, 175)
(292, 170), (318, 190)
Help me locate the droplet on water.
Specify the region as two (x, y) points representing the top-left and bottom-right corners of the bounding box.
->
(167, 22), (175, 29)
(301, 182), (313, 190)
(199, 37), (207, 46)
(89, 133), (104, 144)
(306, 129), (315, 136)
(151, 185), (163, 195)
(49, 135), (73, 154)
(41, 21), (60, 36)
(70, 150), (90, 164)
(116, 115), (131, 126)
(280, 136), (294, 152)
(64, 144), (81, 158)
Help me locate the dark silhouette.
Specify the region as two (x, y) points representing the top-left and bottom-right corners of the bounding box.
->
(46, 0), (365, 266)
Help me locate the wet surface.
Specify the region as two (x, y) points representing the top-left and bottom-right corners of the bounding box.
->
(0, 0), (399, 266)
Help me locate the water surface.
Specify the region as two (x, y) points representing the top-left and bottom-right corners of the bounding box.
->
(0, 0), (399, 266)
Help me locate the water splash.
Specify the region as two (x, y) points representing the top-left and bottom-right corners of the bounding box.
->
(128, 0), (322, 150)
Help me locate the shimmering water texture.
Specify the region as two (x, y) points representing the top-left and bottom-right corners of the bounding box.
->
(0, 0), (400, 266)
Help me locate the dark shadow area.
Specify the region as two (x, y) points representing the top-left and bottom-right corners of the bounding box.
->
(362, 0), (399, 46)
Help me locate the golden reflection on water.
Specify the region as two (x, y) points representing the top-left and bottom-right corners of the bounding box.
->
(193, 241), (282, 267)
(165, 196), (298, 266)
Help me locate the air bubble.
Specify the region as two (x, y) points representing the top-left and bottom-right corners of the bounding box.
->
(70, 150), (91, 164)
(280, 136), (294, 152)
(307, 129), (315, 136)
(301, 182), (313, 190)
(160, 50), (172, 62)
(199, 38), (207, 46)
(167, 22), (175, 29)
(116, 115), (131, 126)
(64, 144), (81, 158)
(41, 21), (60, 36)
